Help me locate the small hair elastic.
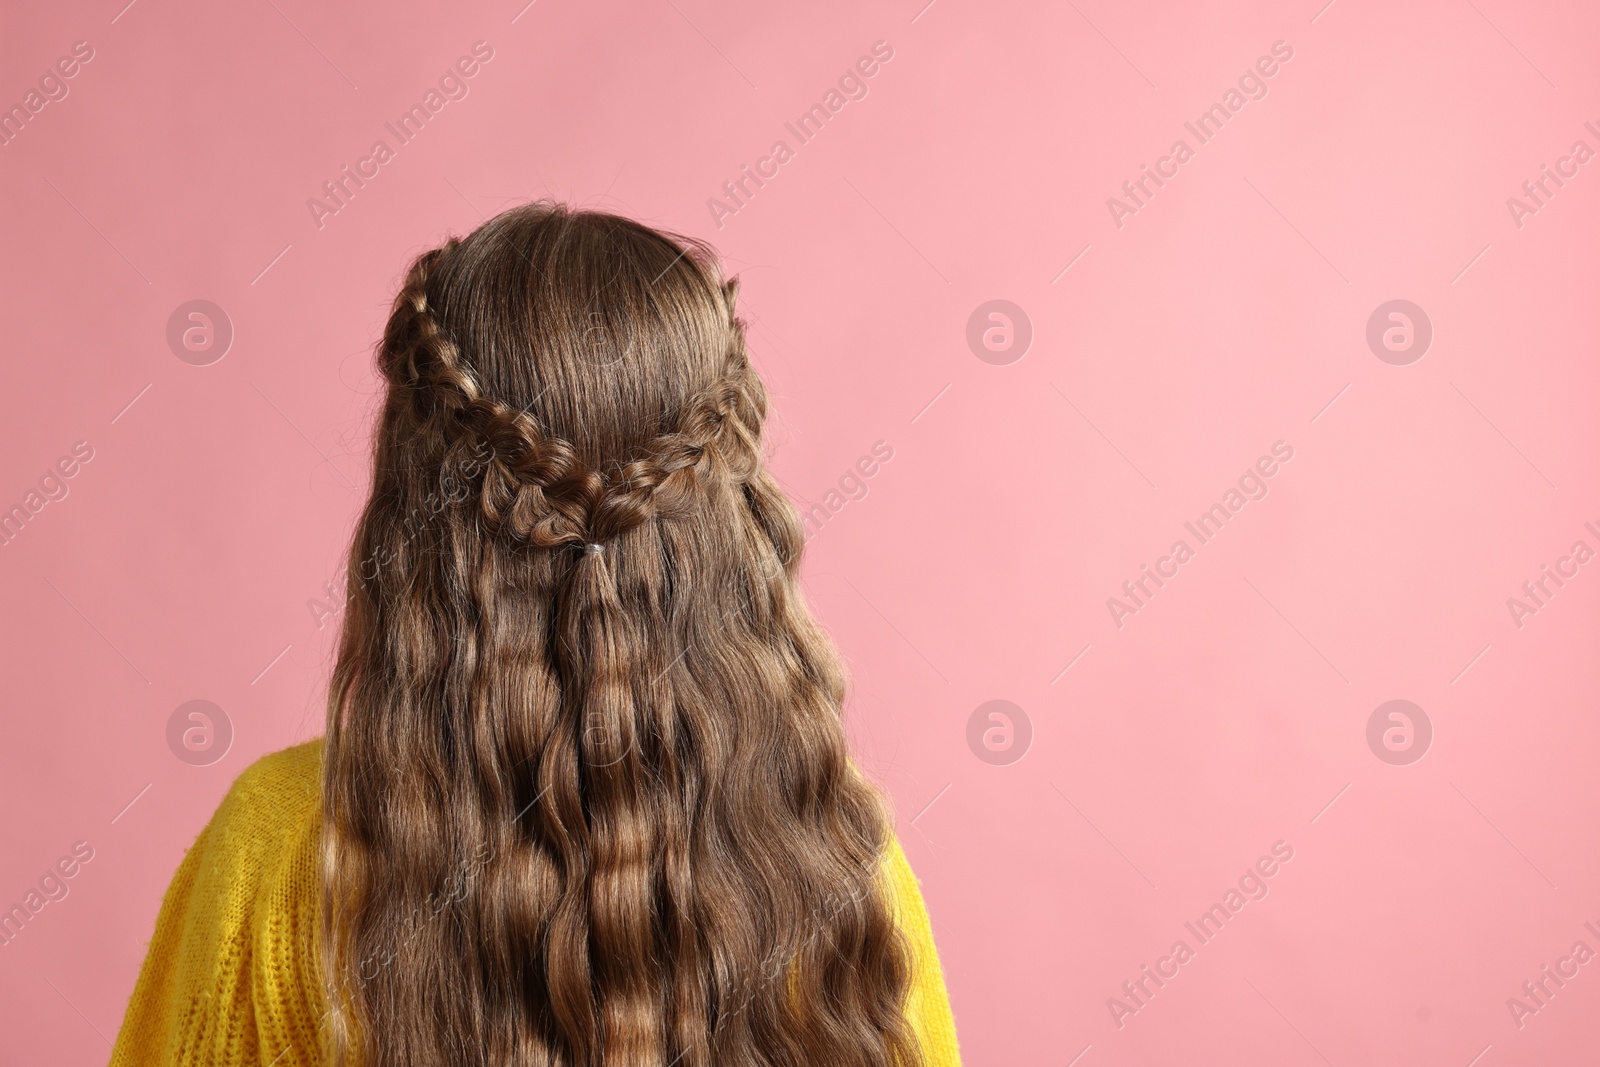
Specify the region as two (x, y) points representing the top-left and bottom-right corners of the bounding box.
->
(584, 542), (605, 555)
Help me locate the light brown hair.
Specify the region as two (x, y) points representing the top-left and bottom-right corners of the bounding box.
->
(322, 202), (921, 1066)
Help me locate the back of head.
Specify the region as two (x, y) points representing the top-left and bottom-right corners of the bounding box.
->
(323, 202), (921, 1067)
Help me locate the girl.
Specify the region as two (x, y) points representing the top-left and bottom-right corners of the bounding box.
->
(111, 202), (960, 1066)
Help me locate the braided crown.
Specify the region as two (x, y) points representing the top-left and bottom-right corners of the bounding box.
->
(381, 245), (764, 548)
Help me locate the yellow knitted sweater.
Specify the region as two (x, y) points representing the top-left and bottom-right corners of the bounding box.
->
(110, 739), (962, 1065)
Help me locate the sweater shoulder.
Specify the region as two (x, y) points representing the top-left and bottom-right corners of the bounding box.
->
(203, 737), (325, 910)
(109, 738), (328, 1066)
(219, 736), (323, 825)
(881, 832), (963, 1065)
(201, 735), (324, 918)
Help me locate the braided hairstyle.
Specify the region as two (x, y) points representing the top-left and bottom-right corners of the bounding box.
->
(321, 203), (922, 1067)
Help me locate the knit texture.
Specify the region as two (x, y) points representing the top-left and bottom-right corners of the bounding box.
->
(110, 739), (962, 1065)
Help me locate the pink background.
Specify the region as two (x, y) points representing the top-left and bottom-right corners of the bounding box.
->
(2, 0), (1598, 1063)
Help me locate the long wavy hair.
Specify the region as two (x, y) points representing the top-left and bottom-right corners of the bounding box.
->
(321, 203), (921, 1067)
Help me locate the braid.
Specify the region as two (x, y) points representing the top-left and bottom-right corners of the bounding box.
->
(380, 243), (765, 549)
